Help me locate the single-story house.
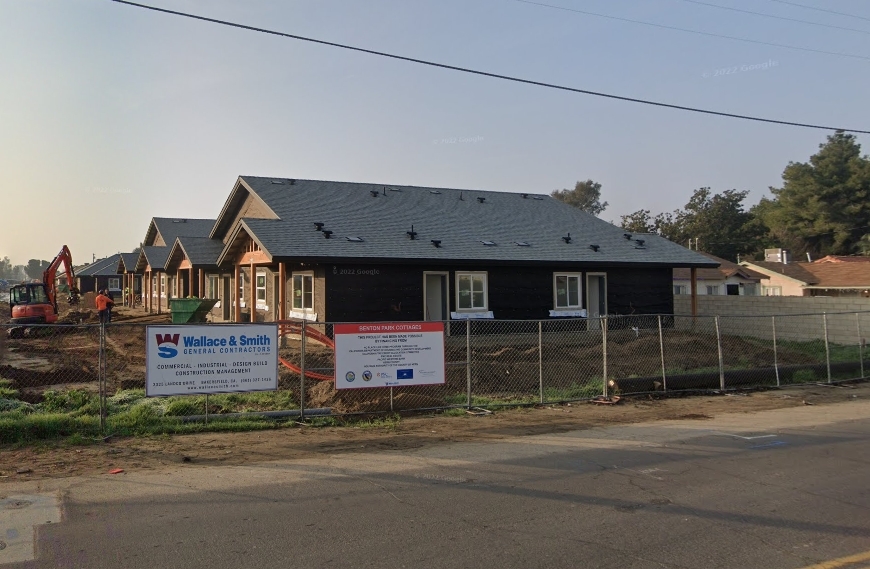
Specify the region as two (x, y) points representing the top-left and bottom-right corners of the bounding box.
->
(741, 256), (870, 297)
(115, 250), (143, 306)
(673, 252), (767, 296)
(196, 176), (717, 323)
(76, 254), (125, 295)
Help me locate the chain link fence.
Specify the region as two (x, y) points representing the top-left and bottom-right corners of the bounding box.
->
(1, 311), (869, 433)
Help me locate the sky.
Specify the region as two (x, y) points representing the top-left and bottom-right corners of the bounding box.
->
(1, 0), (868, 266)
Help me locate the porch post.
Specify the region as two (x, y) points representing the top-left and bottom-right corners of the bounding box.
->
(690, 267), (698, 317)
(234, 264), (241, 322)
(189, 267), (194, 297)
(249, 260), (255, 323)
(198, 269), (204, 299)
(176, 269), (182, 298)
(157, 273), (162, 315)
(278, 262), (286, 321)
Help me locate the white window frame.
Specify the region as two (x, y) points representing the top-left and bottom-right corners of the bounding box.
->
(160, 275), (166, 298)
(455, 271), (488, 312)
(762, 285), (782, 296)
(706, 284), (720, 296)
(256, 269), (268, 310)
(553, 272), (583, 310)
(207, 275), (218, 299)
(291, 271), (315, 316)
(108, 278), (120, 291)
(674, 284), (688, 295)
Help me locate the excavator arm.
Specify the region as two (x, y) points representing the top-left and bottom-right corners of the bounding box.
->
(42, 245), (79, 309)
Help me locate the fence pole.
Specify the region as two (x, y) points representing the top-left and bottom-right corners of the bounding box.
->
(715, 316), (725, 391)
(823, 312), (831, 383)
(602, 316), (608, 397)
(658, 315), (667, 392)
(99, 324), (106, 433)
(538, 320), (543, 404)
(390, 387), (394, 412)
(300, 324), (307, 420)
(772, 316), (780, 387)
(857, 313), (864, 379)
(466, 319), (472, 409)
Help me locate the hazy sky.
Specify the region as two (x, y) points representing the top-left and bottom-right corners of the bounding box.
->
(1, 0), (868, 265)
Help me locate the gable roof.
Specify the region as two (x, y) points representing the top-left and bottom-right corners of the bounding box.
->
(742, 260), (870, 289)
(118, 250), (140, 273)
(673, 252), (766, 282)
(144, 218), (217, 247)
(814, 255), (870, 264)
(166, 237), (224, 269)
(741, 261), (819, 285)
(77, 254), (123, 277)
(215, 177), (718, 268)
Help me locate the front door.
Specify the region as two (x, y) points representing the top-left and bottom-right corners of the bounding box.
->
(424, 272), (448, 321)
(586, 273), (607, 329)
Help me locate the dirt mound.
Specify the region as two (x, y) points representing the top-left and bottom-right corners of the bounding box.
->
(306, 381), (444, 414)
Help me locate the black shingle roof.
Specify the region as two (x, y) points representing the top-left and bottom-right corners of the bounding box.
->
(225, 177), (716, 267)
(151, 218), (216, 245)
(77, 254), (124, 277)
(172, 237), (224, 267)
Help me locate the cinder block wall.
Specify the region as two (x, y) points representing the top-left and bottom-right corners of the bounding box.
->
(673, 296), (870, 345)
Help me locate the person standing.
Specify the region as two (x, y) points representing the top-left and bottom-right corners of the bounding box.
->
(105, 288), (115, 322)
(95, 289), (114, 325)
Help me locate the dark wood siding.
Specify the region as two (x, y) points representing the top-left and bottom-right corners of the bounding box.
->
(606, 267), (674, 315)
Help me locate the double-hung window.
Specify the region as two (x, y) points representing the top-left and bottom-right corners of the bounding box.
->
(674, 285), (688, 295)
(456, 272), (487, 311)
(554, 273), (582, 309)
(207, 276), (218, 299)
(292, 272), (314, 313)
(256, 270), (268, 310)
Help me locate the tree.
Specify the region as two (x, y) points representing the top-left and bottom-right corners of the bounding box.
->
(0, 257), (11, 279)
(619, 210), (656, 233)
(551, 180), (608, 216)
(25, 259), (50, 280)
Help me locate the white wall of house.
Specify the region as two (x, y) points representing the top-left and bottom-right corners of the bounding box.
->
(673, 276), (761, 296)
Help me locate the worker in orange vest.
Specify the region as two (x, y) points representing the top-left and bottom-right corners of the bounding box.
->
(95, 289), (114, 325)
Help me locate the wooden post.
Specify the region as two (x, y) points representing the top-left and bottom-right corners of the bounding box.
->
(234, 264), (241, 322)
(198, 268), (204, 299)
(250, 260), (255, 323)
(189, 267), (194, 297)
(690, 267), (698, 317)
(176, 269), (182, 298)
(278, 262), (286, 321)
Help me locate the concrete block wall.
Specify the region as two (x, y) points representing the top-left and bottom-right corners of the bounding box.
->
(672, 296), (870, 345)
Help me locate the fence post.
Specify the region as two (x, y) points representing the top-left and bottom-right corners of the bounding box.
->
(300, 323), (307, 420)
(99, 324), (106, 433)
(715, 316), (725, 391)
(772, 315), (780, 387)
(466, 319), (472, 409)
(602, 316), (608, 397)
(823, 312), (831, 383)
(538, 320), (543, 404)
(658, 315), (666, 392)
(858, 313), (865, 379)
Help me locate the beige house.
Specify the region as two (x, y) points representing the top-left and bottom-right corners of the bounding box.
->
(673, 252), (767, 296)
(740, 253), (870, 297)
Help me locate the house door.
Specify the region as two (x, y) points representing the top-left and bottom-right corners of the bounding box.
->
(586, 273), (607, 329)
(424, 272), (448, 321)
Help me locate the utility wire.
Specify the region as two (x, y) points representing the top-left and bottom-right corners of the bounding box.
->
(676, 0), (870, 36)
(111, 0), (870, 134)
(511, 0), (870, 62)
(767, 0), (870, 23)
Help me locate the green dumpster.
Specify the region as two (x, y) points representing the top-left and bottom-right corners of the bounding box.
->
(169, 298), (219, 324)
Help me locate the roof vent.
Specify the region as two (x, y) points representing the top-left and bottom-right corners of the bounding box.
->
(533, 196), (544, 201)
(289, 179), (296, 185)
(314, 222), (325, 231)
(322, 230), (333, 239)
(459, 191), (464, 201)
(515, 241), (530, 247)
(477, 197), (486, 204)
(173, 219), (187, 223)
(562, 233), (572, 244)
(623, 233), (633, 240)
(521, 193), (528, 199)
(407, 225), (418, 240)
(271, 180), (284, 185)
(481, 240), (496, 246)
(389, 187), (401, 192)
(431, 240), (442, 248)
(589, 244), (600, 252)
(635, 239), (646, 247)
(346, 236), (364, 242)
(370, 190), (379, 197)
(429, 190), (441, 195)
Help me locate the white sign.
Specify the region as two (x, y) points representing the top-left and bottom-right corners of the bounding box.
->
(334, 322), (445, 389)
(145, 324), (278, 396)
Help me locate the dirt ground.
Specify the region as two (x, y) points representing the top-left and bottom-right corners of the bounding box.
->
(1, 381), (867, 482)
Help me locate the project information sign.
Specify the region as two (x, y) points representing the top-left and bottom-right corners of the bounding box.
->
(334, 322), (445, 389)
(145, 324), (278, 396)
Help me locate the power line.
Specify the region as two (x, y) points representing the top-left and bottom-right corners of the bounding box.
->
(110, 0), (870, 134)
(767, 0), (870, 23)
(676, 0), (870, 36)
(511, 0), (870, 62)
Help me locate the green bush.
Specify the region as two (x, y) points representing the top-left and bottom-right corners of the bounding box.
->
(40, 390), (98, 414)
(791, 369), (817, 383)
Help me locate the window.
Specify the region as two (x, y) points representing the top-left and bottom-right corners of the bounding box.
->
(292, 272), (314, 312)
(674, 285), (688, 295)
(108, 278), (120, 290)
(554, 273), (582, 309)
(256, 270), (268, 310)
(207, 276), (218, 299)
(456, 272), (487, 311)
(160, 275), (166, 297)
(238, 277), (245, 308)
(762, 286), (782, 296)
(706, 285), (720, 295)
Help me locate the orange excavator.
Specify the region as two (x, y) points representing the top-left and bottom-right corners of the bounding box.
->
(8, 246), (80, 337)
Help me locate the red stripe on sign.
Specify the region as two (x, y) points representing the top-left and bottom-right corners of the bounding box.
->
(334, 322), (444, 334)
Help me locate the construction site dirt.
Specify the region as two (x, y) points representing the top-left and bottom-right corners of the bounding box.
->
(1, 382), (867, 482)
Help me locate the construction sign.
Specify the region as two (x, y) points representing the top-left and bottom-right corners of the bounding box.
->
(333, 322), (446, 390)
(145, 324), (278, 396)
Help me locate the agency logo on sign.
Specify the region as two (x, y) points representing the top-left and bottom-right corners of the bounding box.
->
(155, 333), (180, 359)
(397, 369), (414, 380)
(362, 370), (372, 381)
(376, 371), (392, 379)
(345, 371), (356, 382)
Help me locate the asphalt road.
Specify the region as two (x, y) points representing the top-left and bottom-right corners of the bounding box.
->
(4, 401), (870, 569)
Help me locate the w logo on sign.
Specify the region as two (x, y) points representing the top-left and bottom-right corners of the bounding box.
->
(156, 333), (180, 359)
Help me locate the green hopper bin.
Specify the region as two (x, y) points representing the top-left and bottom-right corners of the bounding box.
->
(169, 298), (219, 324)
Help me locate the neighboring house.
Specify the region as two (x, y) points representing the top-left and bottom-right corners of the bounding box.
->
(131, 218), (216, 314)
(813, 255), (870, 264)
(76, 254), (124, 295)
(741, 256), (870, 297)
(116, 250), (142, 306)
(673, 252), (767, 296)
(164, 236), (225, 311)
(200, 176), (716, 323)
